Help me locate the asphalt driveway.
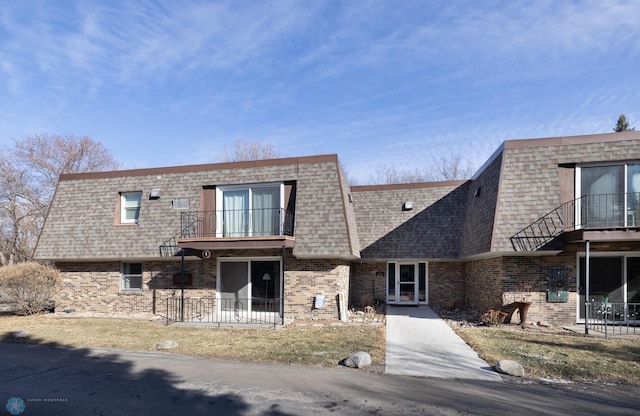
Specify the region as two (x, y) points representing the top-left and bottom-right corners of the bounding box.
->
(1, 341), (639, 415)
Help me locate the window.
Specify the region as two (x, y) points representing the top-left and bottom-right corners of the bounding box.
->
(216, 183), (284, 237)
(121, 192), (142, 224)
(122, 262), (143, 290)
(577, 162), (640, 227)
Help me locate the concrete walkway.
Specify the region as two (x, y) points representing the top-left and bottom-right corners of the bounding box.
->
(385, 305), (503, 381)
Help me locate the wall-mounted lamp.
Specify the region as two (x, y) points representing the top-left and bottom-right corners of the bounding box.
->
(149, 188), (161, 199)
(402, 201), (414, 211)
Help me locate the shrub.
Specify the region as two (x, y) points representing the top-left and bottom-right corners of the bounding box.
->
(0, 262), (60, 315)
(481, 309), (508, 326)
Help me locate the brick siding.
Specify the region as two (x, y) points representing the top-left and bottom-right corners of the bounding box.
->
(54, 251), (351, 321)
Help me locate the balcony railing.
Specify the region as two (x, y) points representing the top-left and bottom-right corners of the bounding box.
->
(179, 208), (294, 239)
(166, 296), (282, 326)
(510, 192), (640, 251)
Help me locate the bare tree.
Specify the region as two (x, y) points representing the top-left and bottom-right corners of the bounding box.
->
(369, 165), (429, 185)
(0, 159), (40, 265)
(337, 157), (359, 186)
(220, 139), (281, 162)
(426, 154), (475, 182)
(369, 153), (474, 185)
(13, 134), (120, 201)
(0, 135), (120, 265)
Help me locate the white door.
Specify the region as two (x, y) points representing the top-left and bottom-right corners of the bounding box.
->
(387, 262), (419, 305)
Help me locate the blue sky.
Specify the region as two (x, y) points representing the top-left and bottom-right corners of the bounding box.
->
(1, 1), (639, 184)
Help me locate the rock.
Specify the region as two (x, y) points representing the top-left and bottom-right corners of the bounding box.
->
(495, 359), (525, 377)
(156, 340), (178, 350)
(342, 351), (372, 368)
(13, 330), (30, 339)
(63, 308), (75, 314)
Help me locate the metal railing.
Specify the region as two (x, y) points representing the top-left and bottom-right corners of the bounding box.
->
(159, 214), (202, 257)
(166, 296), (282, 327)
(587, 301), (640, 339)
(511, 193), (640, 251)
(180, 208), (294, 239)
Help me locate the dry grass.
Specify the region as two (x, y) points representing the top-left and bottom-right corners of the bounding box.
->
(455, 326), (640, 384)
(0, 315), (385, 368)
(4, 314), (638, 384)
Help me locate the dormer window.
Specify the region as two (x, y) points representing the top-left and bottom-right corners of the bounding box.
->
(121, 192), (142, 224)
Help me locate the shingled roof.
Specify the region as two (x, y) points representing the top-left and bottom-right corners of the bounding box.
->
(34, 155), (360, 261)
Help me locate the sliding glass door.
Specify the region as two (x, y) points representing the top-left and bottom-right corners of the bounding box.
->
(223, 190), (249, 237)
(578, 163), (640, 228)
(219, 184), (282, 237)
(578, 255), (640, 321)
(218, 258), (282, 320)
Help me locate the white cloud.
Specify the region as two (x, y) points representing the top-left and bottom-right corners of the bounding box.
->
(1, 0), (639, 178)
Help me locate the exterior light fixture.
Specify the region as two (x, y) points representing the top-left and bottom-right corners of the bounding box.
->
(149, 189), (161, 199)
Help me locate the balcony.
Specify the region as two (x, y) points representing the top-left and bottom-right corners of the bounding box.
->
(172, 208), (295, 252)
(510, 193), (640, 251)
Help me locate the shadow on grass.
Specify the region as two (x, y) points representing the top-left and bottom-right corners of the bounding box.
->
(0, 332), (295, 416)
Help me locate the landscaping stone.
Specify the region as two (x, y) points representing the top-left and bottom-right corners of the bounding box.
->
(342, 351), (372, 368)
(13, 330), (30, 339)
(156, 340), (178, 350)
(495, 359), (524, 377)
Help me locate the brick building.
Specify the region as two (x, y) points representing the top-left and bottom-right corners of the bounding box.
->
(34, 131), (640, 325)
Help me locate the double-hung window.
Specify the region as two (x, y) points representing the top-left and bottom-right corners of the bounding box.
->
(121, 192), (142, 224)
(216, 183), (284, 237)
(577, 162), (640, 228)
(122, 262), (143, 291)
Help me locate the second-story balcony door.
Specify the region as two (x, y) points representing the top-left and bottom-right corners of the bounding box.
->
(577, 163), (640, 228)
(252, 187), (280, 236)
(223, 189), (249, 237)
(221, 185), (282, 238)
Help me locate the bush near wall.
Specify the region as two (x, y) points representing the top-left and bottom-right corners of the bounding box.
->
(0, 262), (60, 315)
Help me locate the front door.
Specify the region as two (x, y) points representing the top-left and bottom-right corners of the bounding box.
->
(398, 264), (418, 304)
(387, 262), (422, 305)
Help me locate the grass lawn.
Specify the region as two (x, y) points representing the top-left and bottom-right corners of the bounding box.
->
(455, 326), (640, 384)
(0, 315), (385, 368)
(1, 314), (639, 385)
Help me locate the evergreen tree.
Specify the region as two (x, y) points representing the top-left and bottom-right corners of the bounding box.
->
(614, 114), (635, 132)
